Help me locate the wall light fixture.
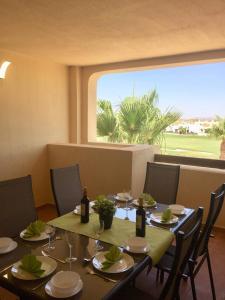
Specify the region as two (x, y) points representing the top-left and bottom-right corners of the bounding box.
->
(0, 61), (11, 79)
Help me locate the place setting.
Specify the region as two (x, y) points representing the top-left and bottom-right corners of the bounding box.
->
(45, 270), (83, 298)
(11, 253), (57, 281)
(149, 207), (179, 227)
(91, 245), (135, 276)
(114, 192), (133, 202)
(122, 236), (150, 254)
(88, 238), (149, 282)
(169, 204), (186, 216)
(5, 250), (82, 298)
(132, 193), (157, 208)
(0, 237), (18, 255)
(19, 220), (59, 252)
(20, 220), (52, 242)
(113, 191), (134, 220)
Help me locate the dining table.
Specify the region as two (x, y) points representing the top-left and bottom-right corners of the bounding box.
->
(0, 201), (194, 300)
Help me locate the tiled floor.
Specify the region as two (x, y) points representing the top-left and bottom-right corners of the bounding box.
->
(1, 205), (225, 300)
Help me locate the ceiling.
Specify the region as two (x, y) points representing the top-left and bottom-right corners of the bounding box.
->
(1, 0), (225, 66)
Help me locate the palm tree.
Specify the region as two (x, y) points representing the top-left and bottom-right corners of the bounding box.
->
(210, 116), (225, 160)
(97, 90), (181, 145)
(97, 100), (122, 142)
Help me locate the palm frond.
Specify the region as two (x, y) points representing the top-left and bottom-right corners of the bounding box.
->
(97, 99), (114, 114)
(97, 91), (181, 146)
(210, 116), (225, 139)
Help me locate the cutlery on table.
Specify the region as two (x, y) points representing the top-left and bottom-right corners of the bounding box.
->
(31, 277), (50, 291)
(86, 267), (117, 283)
(0, 262), (15, 274)
(41, 250), (66, 264)
(83, 254), (96, 262)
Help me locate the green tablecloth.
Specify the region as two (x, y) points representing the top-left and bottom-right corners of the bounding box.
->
(48, 212), (174, 265)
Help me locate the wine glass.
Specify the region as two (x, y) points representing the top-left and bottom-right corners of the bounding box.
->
(93, 220), (104, 251)
(45, 225), (56, 252)
(124, 205), (130, 220)
(124, 190), (132, 211)
(64, 231), (77, 263)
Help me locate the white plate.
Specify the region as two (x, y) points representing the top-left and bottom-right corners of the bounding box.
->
(115, 194), (133, 202)
(151, 213), (178, 225)
(124, 244), (150, 254)
(11, 256), (57, 280)
(45, 279), (83, 298)
(0, 241), (18, 254)
(0, 237), (13, 251)
(169, 204), (185, 215)
(123, 237), (150, 254)
(124, 245), (150, 254)
(20, 230), (49, 241)
(132, 199), (156, 208)
(93, 251), (134, 274)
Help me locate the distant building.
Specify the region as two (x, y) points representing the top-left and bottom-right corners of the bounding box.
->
(166, 119), (217, 135)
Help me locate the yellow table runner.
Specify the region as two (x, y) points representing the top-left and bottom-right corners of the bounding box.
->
(48, 212), (174, 265)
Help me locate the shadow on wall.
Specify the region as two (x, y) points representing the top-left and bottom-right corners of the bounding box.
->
(30, 145), (53, 206)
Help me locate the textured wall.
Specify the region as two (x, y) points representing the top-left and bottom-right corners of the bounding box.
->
(0, 50), (69, 206)
(177, 166), (225, 228)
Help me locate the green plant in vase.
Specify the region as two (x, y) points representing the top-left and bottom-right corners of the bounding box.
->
(93, 195), (116, 229)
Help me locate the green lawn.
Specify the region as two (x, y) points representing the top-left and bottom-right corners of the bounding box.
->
(162, 133), (220, 159)
(97, 133), (221, 159)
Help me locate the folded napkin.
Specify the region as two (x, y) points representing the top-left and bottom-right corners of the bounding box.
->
(102, 246), (122, 270)
(19, 254), (45, 278)
(161, 208), (172, 223)
(141, 193), (156, 206)
(23, 220), (46, 238)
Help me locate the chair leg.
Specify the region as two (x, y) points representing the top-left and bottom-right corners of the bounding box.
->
(176, 294), (180, 300)
(188, 260), (197, 300)
(206, 251), (216, 300)
(190, 271), (197, 300)
(156, 268), (160, 281)
(160, 270), (164, 283)
(147, 263), (152, 275)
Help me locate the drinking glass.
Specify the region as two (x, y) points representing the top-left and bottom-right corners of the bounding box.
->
(45, 225), (55, 252)
(65, 231), (77, 263)
(93, 220), (104, 251)
(123, 190), (132, 211)
(124, 204), (130, 220)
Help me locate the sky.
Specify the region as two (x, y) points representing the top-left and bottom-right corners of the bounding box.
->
(97, 62), (225, 119)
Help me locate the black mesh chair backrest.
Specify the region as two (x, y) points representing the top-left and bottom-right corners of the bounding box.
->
(193, 183), (225, 259)
(0, 175), (37, 238)
(143, 162), (180, 205)
(159, 207), (203, 300)
(50, 165), (83, 216)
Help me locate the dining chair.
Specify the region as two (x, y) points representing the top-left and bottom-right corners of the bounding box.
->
(156, 183), (225, 300)
(104, 207), (203, 300)
(0, 175), (37, 238)
(50, 164), (83, 216)
(143, 162), (180, 205)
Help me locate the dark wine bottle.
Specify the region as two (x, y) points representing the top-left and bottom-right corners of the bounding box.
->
(136, 197), (146, 237)
(80, 187), (89, 223)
